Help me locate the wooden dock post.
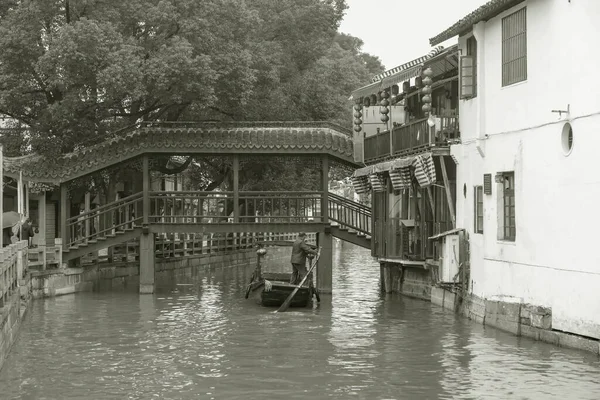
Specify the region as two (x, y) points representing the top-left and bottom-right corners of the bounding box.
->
(139, 232), (155, 294)
(316, 229), (333, 294)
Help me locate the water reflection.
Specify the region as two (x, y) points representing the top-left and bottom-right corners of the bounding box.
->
(1, 242), (600, 399)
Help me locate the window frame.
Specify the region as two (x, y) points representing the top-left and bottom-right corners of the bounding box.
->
(501, 7), (527, 87)
(474, 185), (483, 234)
(502, 172), (516, 241)
(466, 36), (477, 98)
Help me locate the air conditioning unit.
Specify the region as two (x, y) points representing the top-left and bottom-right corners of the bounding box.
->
(440, 234), (460, 283)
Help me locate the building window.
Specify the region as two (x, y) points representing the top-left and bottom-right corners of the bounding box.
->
(464, 36), (477, 98)
(502, 7), (527, 86)
(474, 186), (483, 233)
(501, 172), (515, 241)
(561, 122), (574, 155)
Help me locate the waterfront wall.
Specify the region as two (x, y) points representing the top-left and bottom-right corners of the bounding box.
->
(381, 263), (600, 355)
(30, 245), (290, 299)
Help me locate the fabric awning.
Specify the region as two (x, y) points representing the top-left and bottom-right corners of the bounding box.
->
(352, 157), (416, 178)
(351, 152), (437, 193)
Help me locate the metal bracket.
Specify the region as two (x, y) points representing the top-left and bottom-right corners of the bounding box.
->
(551, 104), (570, 119)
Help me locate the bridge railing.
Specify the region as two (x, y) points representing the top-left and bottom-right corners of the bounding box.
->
(66, 192), (143, 249)
(239, 191), (322, 222)
(0, 241), (26, 308)
(328, 193), (371, 236)
(149, 191), (232, 223)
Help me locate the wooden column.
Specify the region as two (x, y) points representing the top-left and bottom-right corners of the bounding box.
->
(84, 192), (91, 241)
(317, 230), (333, 294)
(60, 183), (69, 250)
(143, 155), (149, 225)
(321, 155), (329, 224)
(139, 232), (155, 294)
(233, 155), (239, 223)
(439, 156), (456, 228)
(0, 144), (3, 248)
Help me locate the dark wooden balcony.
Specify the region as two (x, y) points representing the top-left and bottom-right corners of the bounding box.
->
(364, 115), (459, 163)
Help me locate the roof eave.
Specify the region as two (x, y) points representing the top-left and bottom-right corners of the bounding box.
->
(429, 0), (527, 46)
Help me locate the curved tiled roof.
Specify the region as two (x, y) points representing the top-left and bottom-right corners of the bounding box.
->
(3, 121), (356, 183)
(429, 0), (525, 46)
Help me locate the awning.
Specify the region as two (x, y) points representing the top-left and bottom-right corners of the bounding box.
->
(350, 46), (446, 100)
(351, 81), (383, 100)
(350, 175), (371, 194)
(413, 153), (437, 187)
(352, 157), (416, 178)
(368, 173), (386, 192)
(351, 152), (437, 193)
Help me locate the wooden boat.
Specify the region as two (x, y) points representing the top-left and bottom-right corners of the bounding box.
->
(245, 244), (320, 308)
(250, 272), (316, 308)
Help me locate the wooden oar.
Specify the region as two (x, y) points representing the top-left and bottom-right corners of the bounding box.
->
(276, 247), (321, 313)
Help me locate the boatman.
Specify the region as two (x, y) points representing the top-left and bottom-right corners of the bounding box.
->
(290, 232), (318, 285)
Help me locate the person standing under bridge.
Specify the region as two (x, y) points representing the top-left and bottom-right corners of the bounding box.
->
(290, 232), (318, 285)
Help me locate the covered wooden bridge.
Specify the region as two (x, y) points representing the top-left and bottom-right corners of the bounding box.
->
(2, 122), (372, 294)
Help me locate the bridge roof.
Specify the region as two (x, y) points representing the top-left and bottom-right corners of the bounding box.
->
(3, 121), (357, 184)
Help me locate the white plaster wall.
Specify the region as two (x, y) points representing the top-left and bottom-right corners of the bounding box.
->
(454, 0), (600, 338)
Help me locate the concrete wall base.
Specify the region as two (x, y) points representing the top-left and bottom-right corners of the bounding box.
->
(433, 286), (600, 355)
(381, 262), (600, 355)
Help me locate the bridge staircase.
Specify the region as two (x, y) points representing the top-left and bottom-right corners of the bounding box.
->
(327, 193), (371, 249)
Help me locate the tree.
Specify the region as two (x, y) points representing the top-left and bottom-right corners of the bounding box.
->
(0, 0), (383, 193)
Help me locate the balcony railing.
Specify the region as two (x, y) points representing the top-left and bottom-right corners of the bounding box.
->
(363, 115), (459, 163)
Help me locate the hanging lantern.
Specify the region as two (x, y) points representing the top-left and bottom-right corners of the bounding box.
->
(353, 104), (362, 112)
(423, 76), (433, 86)
(391, 84), (400, 95)
(354, 111), (362, 118)
(380, 98), (389, 107)
(380, 114), (390, 123)
(354, 118), (363, 125)
(370, 94), (378, 106)
(422, 104), (431, 112)
(354, 125), (362, 132)
(379, 107), (389, 115)
(415, 76), (423, 88)
(421, 94), (431, 103)
(422, 86), (432, 95)
(364, 97), (371, 107)
(402, 81), (410, 93)
(423, 67), (433, 77)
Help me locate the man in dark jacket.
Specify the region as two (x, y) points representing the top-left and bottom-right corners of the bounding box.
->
(290, 232), (318, 285)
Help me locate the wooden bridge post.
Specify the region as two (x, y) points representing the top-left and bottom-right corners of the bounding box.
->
(143, 155), (149, 225)
(139, 232), (155, 294)
(233, 155), (239, 223)
(317, 229), (333, 294)
(321, 155), (329, 224)
(60, 183), (69, 252)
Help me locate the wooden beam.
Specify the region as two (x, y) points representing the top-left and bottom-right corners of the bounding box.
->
(322, 155), (329, 224)
(143, 155), (149, 225)
(439, 156), (456, 228)
(233, 155), (239, 223)
(426, 186), (436, 217)
(60, 183), (69, 250)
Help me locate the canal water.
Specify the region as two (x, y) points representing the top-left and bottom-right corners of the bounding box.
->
(1, 243), (600, 400)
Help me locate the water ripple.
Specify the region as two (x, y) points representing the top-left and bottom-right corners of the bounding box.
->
(1, 242), (600, 399)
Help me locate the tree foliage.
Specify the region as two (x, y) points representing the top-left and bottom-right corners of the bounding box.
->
(0, 0), (383, 192)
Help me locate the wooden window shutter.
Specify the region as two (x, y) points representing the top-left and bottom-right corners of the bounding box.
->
(460, 56), (474, 99)
(483, 173), (492, 195)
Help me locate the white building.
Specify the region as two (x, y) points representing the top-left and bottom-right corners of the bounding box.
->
(430, 0), (600, 339)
